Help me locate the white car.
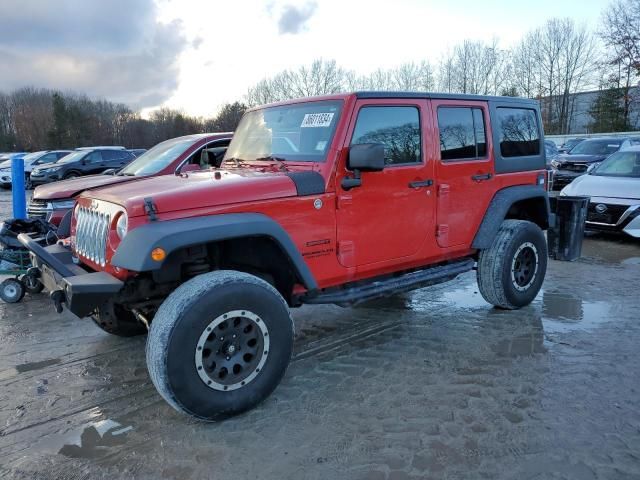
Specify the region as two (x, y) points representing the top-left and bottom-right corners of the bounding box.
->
(0, 150), (72, 189)
(560, 146), (640, 238)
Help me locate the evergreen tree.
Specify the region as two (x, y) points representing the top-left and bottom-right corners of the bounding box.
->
(588, 86), (631, 132)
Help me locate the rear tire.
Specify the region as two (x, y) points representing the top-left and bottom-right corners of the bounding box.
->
(477, 220), (547, 310)
(91, 304), (147, 337)
(146, 270), (294, 421)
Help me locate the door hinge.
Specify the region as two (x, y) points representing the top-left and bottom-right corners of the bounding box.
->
(436, 224), (449, 237)
(336, 195), (353, 209)
(437, 184), (450, 197)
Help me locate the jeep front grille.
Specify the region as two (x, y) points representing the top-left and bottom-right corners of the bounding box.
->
(75, 207), (110, 266)
(28, 199), (48, 220)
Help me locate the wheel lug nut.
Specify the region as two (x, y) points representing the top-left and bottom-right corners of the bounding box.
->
(226, 356), (230, 360)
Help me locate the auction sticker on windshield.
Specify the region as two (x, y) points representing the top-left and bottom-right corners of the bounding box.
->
(301, 113), (334, 128)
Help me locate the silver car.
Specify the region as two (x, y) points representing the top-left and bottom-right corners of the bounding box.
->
(560, 146), (640, 238)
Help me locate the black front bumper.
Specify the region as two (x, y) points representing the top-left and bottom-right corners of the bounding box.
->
(17, 234), (123, 318)
(551, 170), (584, 190)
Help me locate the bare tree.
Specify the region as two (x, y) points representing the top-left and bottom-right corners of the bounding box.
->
(513, 19), (596, 134)
(246, 59), (348, 105)
(599, 0), (640, 127)
(437, 39), (510, 95)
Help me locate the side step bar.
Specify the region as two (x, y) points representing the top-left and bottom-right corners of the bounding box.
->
(303, 258), (474, 306)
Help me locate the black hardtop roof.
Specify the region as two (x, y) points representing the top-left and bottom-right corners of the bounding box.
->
(355, 91), (539, 106)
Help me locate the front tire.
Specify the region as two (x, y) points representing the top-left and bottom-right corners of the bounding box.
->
(477, 220), (547, 310)
(146, 270), (294, 421)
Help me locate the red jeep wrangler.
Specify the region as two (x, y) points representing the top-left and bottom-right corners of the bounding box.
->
(20, 92), (552, 421)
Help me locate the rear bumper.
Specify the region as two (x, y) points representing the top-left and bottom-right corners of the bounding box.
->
(17, 234), (123, 318)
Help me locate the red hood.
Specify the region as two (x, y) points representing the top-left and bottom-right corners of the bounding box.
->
(33, 174), (138, 200)
(81, 168), (302, 217)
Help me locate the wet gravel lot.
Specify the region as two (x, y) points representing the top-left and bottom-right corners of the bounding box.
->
(0, 191), (639, 479)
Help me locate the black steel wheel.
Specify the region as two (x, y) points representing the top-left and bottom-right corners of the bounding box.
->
(0, 278), (26, 303)
(195, 310), (269, 391)
(510, 242), (539, 291)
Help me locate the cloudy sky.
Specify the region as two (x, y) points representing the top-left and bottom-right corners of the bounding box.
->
(0, 0), (603, 117)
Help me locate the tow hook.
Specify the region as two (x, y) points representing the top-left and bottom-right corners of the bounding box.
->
(50, 290), (65, 314)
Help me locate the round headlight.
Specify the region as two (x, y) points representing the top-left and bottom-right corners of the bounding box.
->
(116, 213), (128, 239)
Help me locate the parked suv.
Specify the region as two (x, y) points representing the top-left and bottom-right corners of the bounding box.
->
(30, 147), (135, 185)
(0, 150), (72, 189)
(28, 134), (232, 225)
(550, 137), (632, 190)
(20, 92), (553, 421)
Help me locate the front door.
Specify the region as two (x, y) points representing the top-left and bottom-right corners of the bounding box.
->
(432, 100), (495, 247)
(335, 99), (435, 268)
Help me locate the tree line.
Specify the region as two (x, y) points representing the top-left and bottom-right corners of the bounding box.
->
(0, 89), (246, 151)
(1, 0), (638, 151)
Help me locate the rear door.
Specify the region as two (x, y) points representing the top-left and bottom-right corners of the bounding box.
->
(83, 151), (103, 174)
(335, 99), (436, 267)
(102, 150), (132, 170)
(433, 100), (494, 247)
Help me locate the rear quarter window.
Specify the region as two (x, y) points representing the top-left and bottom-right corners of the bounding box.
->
(496, 107), (540, 157)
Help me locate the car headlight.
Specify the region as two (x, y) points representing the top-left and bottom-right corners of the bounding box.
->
(41, 167), (60, 173)
(47, 199), (76, 210)
(116, 213), (128, 239)
(550, 159), (560, 169)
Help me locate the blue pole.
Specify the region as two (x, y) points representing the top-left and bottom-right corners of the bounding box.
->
(11, 156), (26, 219)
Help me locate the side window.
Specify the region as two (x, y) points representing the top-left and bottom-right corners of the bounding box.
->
(38, 153), (58, 164)
(496, 108), (540, 157)
(102, 150), (130, 161)
(437, 107), (487, 160)
(84, 151), (102, 163)
(351, 106), (421, 165)
(56, 152), (69, 160)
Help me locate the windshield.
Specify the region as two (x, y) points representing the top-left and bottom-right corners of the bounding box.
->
(592, 151), (640, 178)
(56, 151), (87, 164)
(564, 138), (583, 149)
(120, 136), (202, 176)
(22, 151), (47, 162)
(569, 140), (621, 155)
(224, 100), (343, 163)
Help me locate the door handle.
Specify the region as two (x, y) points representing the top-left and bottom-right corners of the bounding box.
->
(471, 173), (492, 182)
(408, 179), (433, 188)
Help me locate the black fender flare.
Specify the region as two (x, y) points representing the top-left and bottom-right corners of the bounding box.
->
(111, 213), (318, 290)
(472, 185), (553, 249)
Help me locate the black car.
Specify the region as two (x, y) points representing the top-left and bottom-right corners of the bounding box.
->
(30, 147), (136, 185)
(550, 137), (633, 191)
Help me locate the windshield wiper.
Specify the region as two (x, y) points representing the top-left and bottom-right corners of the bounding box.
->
(255, 155), (289, 171)
(224, 157), (248, 167)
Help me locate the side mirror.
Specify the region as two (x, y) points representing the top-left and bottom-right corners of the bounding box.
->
(348, 143), (385, 171)
(587, 163), (599, 174)
(342, 143), (385, 190)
